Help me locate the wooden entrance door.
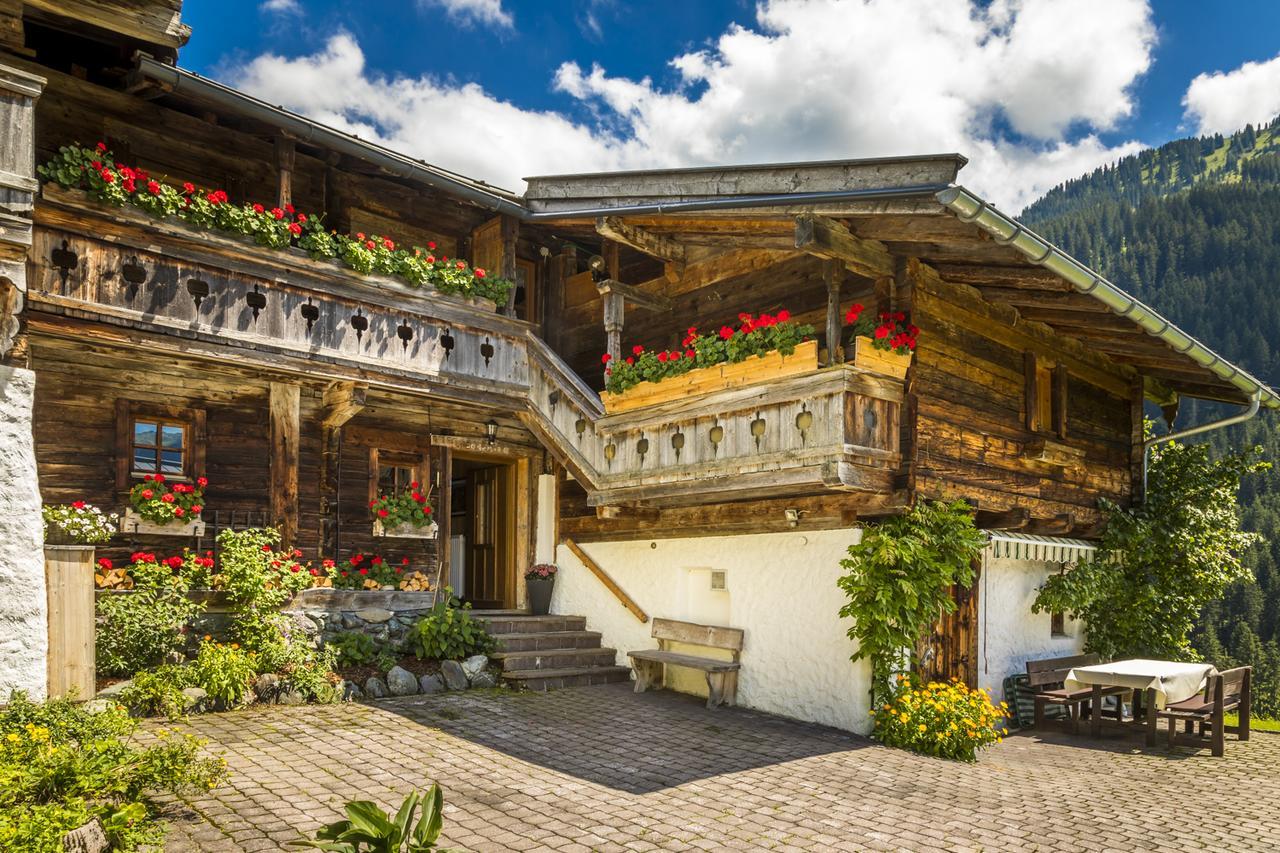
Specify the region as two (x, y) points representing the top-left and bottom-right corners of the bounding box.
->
(917, 559), (981, 688)
(464, 463), (514, 609)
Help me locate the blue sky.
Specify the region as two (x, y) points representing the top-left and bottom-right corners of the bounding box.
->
(178, 1), (1280, 208)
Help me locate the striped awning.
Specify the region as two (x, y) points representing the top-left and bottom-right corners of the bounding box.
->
(984, 531), (1098, 563)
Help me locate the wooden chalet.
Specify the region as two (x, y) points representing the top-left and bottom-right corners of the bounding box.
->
(0, 1), (1274, 730)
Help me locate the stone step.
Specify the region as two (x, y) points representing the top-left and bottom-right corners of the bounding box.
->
(501, 665), (632, 692)
(492, 647), (619, 672)
(473, 614), (587, 635)
(493, 630), (603, 652)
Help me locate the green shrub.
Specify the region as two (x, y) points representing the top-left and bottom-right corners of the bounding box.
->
(873, 677), (1006, 762)
(191, 642), (257, 706)
(292, 784), (448, 851)
(95, 572), (204, 677)
(119, 664), (196, 719)
(329, 631), (396, 671)
(407, 590), (494, 661)
(275, 641), (342, 703)
(0, 692), (224, 851)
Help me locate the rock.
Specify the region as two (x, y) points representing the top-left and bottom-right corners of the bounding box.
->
(418, 674), (445, 694)
(164, 650), (186, 665)
(462, 654), (489, 680)
(277, 688), (305, 705)
(253, 673), (280, 701)
(62, 818), (109, 853)
(341, 612), (361, 630)
(343, 681), (364, 701)
(471, 672), (497, 689)
(364, 676), (388, 699)
(287, 611), (320, 641)
(356, 608), (394, 624)
(386, 666), (419, 696)
(82, 699), (116, 715)
(440, 659), (468, 691)
(96, 679), (132, 699)
(181, 686), (208, 711)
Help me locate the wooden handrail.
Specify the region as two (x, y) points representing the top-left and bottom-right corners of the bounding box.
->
(562, 537), (648, 623)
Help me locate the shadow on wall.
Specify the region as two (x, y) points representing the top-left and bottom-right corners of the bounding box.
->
(373, 682), (870, 794)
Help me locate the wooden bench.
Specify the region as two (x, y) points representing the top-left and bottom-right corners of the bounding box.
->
(628, 618), (743, 710)
(1027, 653), (1126, 733)
(1158, 666), (1251, 757)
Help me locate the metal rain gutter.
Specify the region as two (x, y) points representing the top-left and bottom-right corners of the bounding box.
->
(1140, 391), (1261, 495)
(937, 186), (1280, 410)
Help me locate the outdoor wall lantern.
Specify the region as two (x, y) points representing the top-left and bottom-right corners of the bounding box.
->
(485, 419), (499, 443)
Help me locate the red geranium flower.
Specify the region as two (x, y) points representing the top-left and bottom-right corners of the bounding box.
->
(197, 476), (208, 487)
(377, 509), (389, 518)
(253, 203), (265, 214)
(601, 353), (612, 364)
(72, 500), (86, 509)
(719, 326), (734, 340)
(371, 556), (383, 566)
(161, 493), (175, 503)
(382, 238), (394, 250)
(475, 268), (486, 278)
(182, 181), (195, 193)
(288, 222), (302, 236)
(154, 474), (166, 483)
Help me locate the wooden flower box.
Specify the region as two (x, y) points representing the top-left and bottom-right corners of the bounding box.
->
(848, 335), (913, 380)
(601, 339), (820, 414)
(120, 507), (206, 537)
(373, 519), (439, 539)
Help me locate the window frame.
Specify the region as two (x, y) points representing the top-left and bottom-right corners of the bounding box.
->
(1023, 351), (1068, 439)
(114, 400), (206, 488)
(368, 448), (427, 505)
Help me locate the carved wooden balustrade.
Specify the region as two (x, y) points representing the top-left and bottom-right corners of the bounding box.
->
(28, 188), (904, 509)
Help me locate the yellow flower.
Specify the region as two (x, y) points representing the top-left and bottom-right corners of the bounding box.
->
(899, 712), (909, 723)
(917, 724), (927, 733)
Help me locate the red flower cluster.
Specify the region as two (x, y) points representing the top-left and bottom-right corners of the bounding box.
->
(130, 474), (207, 525)
(845, 304), (919, 355)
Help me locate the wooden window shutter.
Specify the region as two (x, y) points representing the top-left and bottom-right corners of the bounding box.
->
(1024, 351), (1041, 432)
(1052, 363), (1069, 439)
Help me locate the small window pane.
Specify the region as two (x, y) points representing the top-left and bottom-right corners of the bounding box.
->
(378, 465), (397, 493)
(134, 421), (157, 447)
(134, 447), (158, 471)
(160, 449), (183, 474)
(161, 425), (185, 449)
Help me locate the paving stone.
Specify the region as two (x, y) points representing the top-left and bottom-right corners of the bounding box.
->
(152, 683), (1280, 852)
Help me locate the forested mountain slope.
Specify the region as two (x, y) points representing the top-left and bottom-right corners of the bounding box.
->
(1021, 116), (1280, 714)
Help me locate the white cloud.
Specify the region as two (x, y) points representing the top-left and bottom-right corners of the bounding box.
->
(1183, 52), (1280, 136)
(227, 0), (1158, 211)
(418, 0), (513, 30)
(260, 0), (299, 14)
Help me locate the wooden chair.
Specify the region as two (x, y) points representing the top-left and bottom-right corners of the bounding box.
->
(1158, 666), (1251, 757)
(628, 618), (743, 710)
(1027, 653), (1126, 733)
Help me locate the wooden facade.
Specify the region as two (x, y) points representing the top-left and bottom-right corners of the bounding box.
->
(2, 1), (1271, 619)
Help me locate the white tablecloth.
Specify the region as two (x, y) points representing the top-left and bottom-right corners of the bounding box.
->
(1063, 659), (1215, 709)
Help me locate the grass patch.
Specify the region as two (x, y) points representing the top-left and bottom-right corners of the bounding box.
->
(1226, 713), (1280, 732)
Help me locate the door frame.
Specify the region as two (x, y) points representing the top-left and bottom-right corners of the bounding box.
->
(432, 434), (538, 610)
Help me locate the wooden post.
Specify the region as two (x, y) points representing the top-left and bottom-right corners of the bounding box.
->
(500, 214), (519, 316)
(269, 382), (300, 547)
(275, 135), (295, 211)
(435, 447), (452, 598)
(824, 259), (843, 366)
(45, 545), (95, 700)
(603, 291), (624, 385)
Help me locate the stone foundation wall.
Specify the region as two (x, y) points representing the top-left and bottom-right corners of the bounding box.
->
(283, 588), (441, 648)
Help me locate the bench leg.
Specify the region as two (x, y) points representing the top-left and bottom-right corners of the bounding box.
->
(722, 671), (738, 707)
(706, 671), (727, 710)
(632, 659), (661, 694)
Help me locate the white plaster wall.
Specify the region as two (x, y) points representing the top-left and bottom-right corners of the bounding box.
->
(977, 555), (1083, 701)
(0, 366), (46, 701)
(553, 528), (872, 733)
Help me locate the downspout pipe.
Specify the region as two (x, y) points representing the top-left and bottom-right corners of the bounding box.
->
(1141, 391), (1261, 496)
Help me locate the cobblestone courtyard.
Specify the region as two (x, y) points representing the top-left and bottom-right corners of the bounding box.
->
(159, 683), (1280, 851)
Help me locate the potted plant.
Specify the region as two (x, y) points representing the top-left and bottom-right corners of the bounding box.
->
(843, 304), (917, 379)
(370, 484), (437, 539)
(42, 501), (117, 699)
(525, 563), (558, 616)
(601, 310), (818, 413)
(124, 474), (207, 536)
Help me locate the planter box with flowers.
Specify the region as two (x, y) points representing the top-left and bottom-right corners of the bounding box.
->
(37, 143), (515, 308)
(370, 484), (437, 539)
(122, 474), (207, 537)
(843, 303), (917, 380)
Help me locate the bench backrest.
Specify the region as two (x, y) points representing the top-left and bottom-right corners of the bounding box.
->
(652, 618), (744, 656)
(1026, 652), (1102, 688)
(1212, 666), (1251, 708)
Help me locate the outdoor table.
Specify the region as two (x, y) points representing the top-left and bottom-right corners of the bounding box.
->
(1063, 659), (1216, 744)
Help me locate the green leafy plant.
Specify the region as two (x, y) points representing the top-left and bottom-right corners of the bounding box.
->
(118, 664), (196, 719)
(128, 473), (206, 525)
(95, 566), (204, 677)
(0, 692), (224, 851)
(370, 484), (434, 530)
(291, 784), (450, 852)
(1034, 432), (1268, 661)
(330, 632), (397, 672)
(407, 590), (495, 661)
(873, 676), (1006, 762)
(41, 500), (117, 544)
(191, 642), (257, 707)
(837, 500), (987, 706)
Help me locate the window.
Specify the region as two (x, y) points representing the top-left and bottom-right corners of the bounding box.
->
(131, 419), (188, 477)
(1050, 611), (1068, 638)
(377, 460), (419, 498)
(1024, 352), (1068, 438)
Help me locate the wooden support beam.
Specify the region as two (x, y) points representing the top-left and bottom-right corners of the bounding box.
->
(602, 290), (624, 385)
(975, 507), (1030, 531)
(823, 258), (843, 366)
(794, 214), (894, 279)
(321, 380), (367, 430)
(275, 135), (295, 211)
(596, 504), (660, 522)
(269, 382), (300, 548)
(1025, 513), (1075, 536)
(596, 278), (673, 312)
(596, 217), (686, 267)
(501, 214), (519, 315)
(320, 381), (366, 539)
(435, 447), (453, 594)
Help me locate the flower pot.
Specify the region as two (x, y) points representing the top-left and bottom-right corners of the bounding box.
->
(848, 335), (913, 379)
(601, 339), (820, 414)
(373, 519), (439, 539)
(120, 507), (206, 537)
(527, 576), (555, 616)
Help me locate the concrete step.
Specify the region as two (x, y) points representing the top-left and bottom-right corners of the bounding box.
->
(501, 665), (632, 691)
(494, 630), (603, 653)
(473, 614), (587, 635)
(492, 647), (619, 672)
